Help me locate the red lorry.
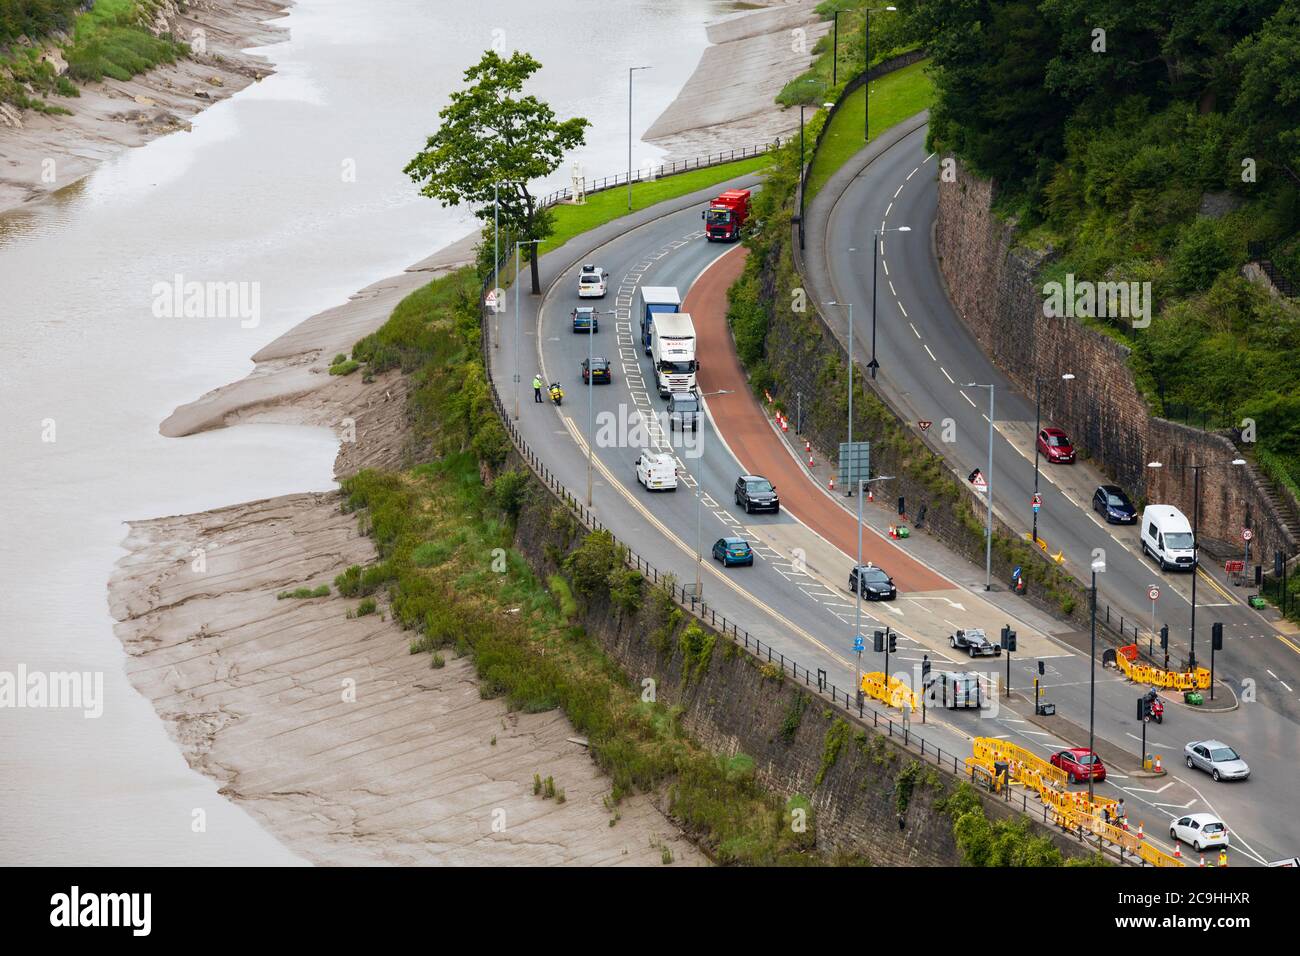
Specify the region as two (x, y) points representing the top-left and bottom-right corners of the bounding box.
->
(702, 188), (750, 241)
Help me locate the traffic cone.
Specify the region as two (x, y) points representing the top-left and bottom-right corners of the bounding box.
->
(765, 390), (773, 405)
(1137, 821), (1144, 840)
(780, 417), (789, 432)
(867, 488), (874, 502)
(805, 439), (811, 453)
(1173, 843), (1181, 859)
(1199, 854), (1205, 868)
(1154, 754), (1162, 772)
(888, 524), (898, 539)
(807, 453), (815, 467)
(828, 477), (835, 491)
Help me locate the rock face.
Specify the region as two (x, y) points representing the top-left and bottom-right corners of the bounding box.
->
(933, 159), (1298, 563)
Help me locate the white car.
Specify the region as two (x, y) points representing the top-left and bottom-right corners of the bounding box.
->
(577, 264), (608, 298)
(1169, 813), (1230, 852)
(635, 452), (678, 491)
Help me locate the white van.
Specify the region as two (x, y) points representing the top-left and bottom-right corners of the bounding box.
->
(1140, 505), (1197, 571)
(635, 452), (678, 491)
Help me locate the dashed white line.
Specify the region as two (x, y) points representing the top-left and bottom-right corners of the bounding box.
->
(941, 367), (954, 384)
(893, 184), (904, 198)
(924, 344), (936, 361)
(910, 322), (920, 338)
(960, 390), (976, 407)
(906, 167), (918, 180)
(898, 302), (908, 318)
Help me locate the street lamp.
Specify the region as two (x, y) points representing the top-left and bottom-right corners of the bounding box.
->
(852, 474), (894, 700)
(583, 308), (617, 506)
(1031, 372), (1075, 545)
(869, 225), (911, 379)
(797, 102), (835, 251)
(966, 382), (995, 590)
(1147, 456), (1246, 668)
(492, 179), (507, 348)
(628, 66), (651, 212)
(864, 6), (899, 141)
(1087, 551), (1105, 802)
(689, 388), (734, 601)
(512, 238), (541, 419)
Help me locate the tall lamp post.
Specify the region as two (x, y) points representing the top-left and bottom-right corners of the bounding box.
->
(689, 388), (733, 601)
(512, 238), (541, 419)
(869, 225), (911, 379)
(1031, 372), (1075, 544)
(1147, 456), (1245, 668)
(628, 66), (651, 212)
(584, 309), (617, 506)
(864, 6), (899, 141)
(1087, 552), (1105, 802)
(966, 383), (995, 590)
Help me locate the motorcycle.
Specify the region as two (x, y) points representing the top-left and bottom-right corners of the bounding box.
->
(1145, 689), (1164, 724)
(549, 382), (564, 406)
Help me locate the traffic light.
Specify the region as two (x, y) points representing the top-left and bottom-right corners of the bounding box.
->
(1212, 621), (1224, 651)
(1159, 625), (1169, 650)
(922, 654), (931, 678)
(873, 630), (884, 653)
(888, 629), (897, 653)
(1137, 696), (1148, 721)
(1037, 660), (1045, 676)
(1000, 625), (1017, 652)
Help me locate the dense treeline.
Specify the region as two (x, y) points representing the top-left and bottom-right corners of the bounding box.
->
(911, 0), (1300, 495)
(0, 0), (85, 47)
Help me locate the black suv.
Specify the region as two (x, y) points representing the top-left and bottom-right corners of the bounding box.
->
(734, 475), (779, 514)
(848, 564), (896, 600)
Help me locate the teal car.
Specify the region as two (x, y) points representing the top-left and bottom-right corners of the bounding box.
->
(712, 537), (753, 567)
(571, 307), (598, 333)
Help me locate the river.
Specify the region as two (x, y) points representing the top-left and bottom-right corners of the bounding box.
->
(0, 0), (732, 865)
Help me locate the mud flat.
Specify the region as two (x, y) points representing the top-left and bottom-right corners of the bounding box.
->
(0, 0), (291, 215)
(644, 0), (828, 158)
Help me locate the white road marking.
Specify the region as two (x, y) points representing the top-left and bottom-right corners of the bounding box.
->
(923, 344), (936, 361)
(941, 367), (954, 383)
(906, 167), (918, 180)
(894, 184), (904, 198)
(960, 390), (976, 407)
(910, 322), (920, 338)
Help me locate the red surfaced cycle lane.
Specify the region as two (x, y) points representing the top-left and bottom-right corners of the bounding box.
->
(686, 244), (952, 594)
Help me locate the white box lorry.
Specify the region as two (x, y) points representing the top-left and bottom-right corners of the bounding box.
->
(649, 312), (697, 397)
(640, 286), (681, 355)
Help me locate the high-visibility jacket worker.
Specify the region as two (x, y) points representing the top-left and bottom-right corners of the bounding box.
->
(533, 375), (543, 403)
(1218, 848), (1228, 867)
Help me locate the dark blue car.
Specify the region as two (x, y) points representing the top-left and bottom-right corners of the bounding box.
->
(712, 536), (753, 567)
(1092, 484), (1137, 524)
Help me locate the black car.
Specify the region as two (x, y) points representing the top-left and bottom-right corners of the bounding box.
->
(848, 564), (896, 600)
(734, 475), (779, 514)
(667, 391), (699, 431)
(1092, 484), (1137, 524)
(582, 357), (611, 384)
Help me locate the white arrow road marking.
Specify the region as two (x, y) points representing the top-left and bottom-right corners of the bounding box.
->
(1125, 781), (1176, 794)
(1151, 799), (1197, 810)
(1126, 732), (1171, 749)
(884, 604), (904, 616)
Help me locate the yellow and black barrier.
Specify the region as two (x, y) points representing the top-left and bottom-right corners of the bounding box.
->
(860, 672), (919, 713)
(1116, 644), (1210, 690)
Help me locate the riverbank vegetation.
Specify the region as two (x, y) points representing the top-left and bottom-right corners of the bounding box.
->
(915, 0), (1300, 498)
(1, 0), (187, 110)
(778, 0), (924, 106)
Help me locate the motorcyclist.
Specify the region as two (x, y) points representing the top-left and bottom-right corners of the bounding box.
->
(548, 381), (564, 405)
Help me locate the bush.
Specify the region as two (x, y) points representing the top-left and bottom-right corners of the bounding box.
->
(276, 585), (330, 599)
(329, 359), (360, 376)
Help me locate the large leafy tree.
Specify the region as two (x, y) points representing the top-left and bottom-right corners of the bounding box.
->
(405, 51), (589, 294)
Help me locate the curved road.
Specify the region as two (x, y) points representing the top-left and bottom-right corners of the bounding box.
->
(488, 168), (1296, 863)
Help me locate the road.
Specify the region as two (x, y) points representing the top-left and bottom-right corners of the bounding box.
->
(487, 168), (1298, 864)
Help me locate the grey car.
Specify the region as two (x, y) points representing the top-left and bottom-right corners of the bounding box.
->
(1184, 740), (1250, 781)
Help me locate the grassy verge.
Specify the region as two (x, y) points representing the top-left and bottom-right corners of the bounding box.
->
(338, 267), (841, 863)
(806, 59), (933, 201)
(1, 0), (187, 110)
(541, 153), (770, 254)
(777, 1), (920, 107)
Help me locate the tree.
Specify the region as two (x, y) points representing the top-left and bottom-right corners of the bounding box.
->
(404, 51), (590, 294)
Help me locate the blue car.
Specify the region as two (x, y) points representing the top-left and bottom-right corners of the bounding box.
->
(1092, 484), (1137, 524)
(712, 536), (753, 567)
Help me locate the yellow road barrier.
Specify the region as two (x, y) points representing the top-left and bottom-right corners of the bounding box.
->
(860, 672), (919, 713)
(1116, 644), (1210, 690)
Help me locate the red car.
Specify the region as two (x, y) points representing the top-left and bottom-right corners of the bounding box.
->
(1051, 748), (1106, 784)
(1037, 427), (1076, 463)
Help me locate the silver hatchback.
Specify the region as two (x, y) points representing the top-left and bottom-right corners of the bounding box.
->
(1184, 740), (1250, 781)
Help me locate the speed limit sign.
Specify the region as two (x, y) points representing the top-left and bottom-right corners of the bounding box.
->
(1242, 528), (1253, 542)
(1147, 585), (1160, 602)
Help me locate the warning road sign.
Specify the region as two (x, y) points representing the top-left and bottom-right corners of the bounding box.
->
(918, 420), (932, 431)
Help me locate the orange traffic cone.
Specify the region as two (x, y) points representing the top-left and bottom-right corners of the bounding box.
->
(867, 488), (874, 502)
(1173, 842), (1181, 859)
(780, 417), (788, 432)
(1137, 821), (1145, 840)
(805, 439), (812, 453)
(807, 453), (815, 467)
(828, 477), (835, 491)
(1198, 854), (1206, 868)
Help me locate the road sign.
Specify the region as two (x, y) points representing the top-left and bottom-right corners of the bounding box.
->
(971, 474), (987, 491)
(1242, 528), (1253, 542)
(918, 420), (932, 431)
(1032, 493), (1042, 506)
(1147, 585), (1160, 602)
(838, 441), (871, 485)
(1012, 566), (1022, 581)
(1032, 502), (1040, 514)
(853, 635), (865, 653)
